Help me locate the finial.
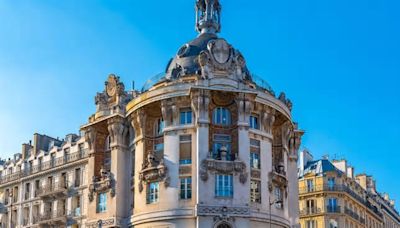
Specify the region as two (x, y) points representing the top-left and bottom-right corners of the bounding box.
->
(195, 0), (221, 34)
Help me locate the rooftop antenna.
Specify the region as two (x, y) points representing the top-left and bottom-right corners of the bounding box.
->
(132, 80), (135, 90)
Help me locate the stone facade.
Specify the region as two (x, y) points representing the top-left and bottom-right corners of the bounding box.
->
(0, 1), (304, 227)
(298, 150), (400, 228)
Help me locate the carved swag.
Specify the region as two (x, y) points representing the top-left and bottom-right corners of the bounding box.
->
(138, 150), (170, 193)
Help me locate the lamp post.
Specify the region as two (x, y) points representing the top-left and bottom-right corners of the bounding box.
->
(9, 192), (13, 228)
(269, 196), (283, 228)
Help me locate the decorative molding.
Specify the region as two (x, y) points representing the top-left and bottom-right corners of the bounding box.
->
(200, 148), (248, 184)
(88, 169), (115, 202)
(197, 205), (250, 217)
(138, 150), (170, 192)
(107, 116), (129, 150)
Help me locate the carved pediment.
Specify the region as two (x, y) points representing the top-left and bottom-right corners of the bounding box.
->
(200, 157), (248, 184)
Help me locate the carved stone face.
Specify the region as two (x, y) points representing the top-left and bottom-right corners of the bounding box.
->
(209, 39), (231, 64)
(106, 75), (117, 97)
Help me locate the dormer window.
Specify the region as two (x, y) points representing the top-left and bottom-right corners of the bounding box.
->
(212, 107), (231, 126)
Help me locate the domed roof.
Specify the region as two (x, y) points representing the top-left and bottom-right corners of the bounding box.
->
(165, 33), (218, 79)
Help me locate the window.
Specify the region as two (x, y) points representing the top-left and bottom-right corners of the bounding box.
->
(155, 118), (165, 136)
(306, 199), (315, 213)
(25, 183), (30, 200)
(147, 182), (159, 204)
(154, 143), (164, 156)
(215, 174), (233, 198)
(249, 115), (259, 129)
(213, 134), (233, 161)
(180, 108), (192, 125)
(306, 179), (314, 192)
(61, 172), (67, 188)
(250, 180), (261, 203)
(250, 152), (260, 169)
(75, 168), (81, 187)
(50, 153), (56, 167)
(327, 198), (338, 212)
(212, 107), (231, 125)
(328, 177), (335, 190)
(74, 195), (81, 216)
(34, 180), (40, 197)
(180, 177), (192, 200)
(306, 220), (317, 228)
(97, 192), (107, 213)
(179, 135), (192, 165)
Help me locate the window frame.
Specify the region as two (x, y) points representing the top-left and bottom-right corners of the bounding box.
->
(179, 108), (193, 125)
(215, 174), (233, 198)
(97, 192), (107, 213)
(147, 182), (159, 204)
(180, 177), (192, 200)
(212, 107), (232, 126)
(249, 114), (260, 130)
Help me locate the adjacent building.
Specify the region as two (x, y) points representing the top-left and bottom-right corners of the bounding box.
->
(0, 0), (304, 227)
(298, 150), (400, 228)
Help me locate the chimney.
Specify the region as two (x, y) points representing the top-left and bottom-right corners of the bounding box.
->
(21, 143), (32, 160)
(347, 166), (354, 179)
(332, 160), (347, 174)
(390, 200), (395, 207)
(298, 149), (313, 173)
(356, 174), (367, 190)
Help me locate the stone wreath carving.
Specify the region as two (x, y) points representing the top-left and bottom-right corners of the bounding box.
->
(200, 146), (248, 184)
(88, 167), (115, 202)
(138, 150), (170, 192)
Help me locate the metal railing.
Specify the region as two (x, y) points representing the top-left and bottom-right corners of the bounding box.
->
(299, 207), (322, 216)
(344, 207), (366, 224)
(39, 209), (67, 222)
(37, 181), (68, 197)
(0, 149), (88, 185)
(326, 205), (341, 213)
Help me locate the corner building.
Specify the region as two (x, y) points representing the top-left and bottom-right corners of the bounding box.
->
(0, 1), (304, 227)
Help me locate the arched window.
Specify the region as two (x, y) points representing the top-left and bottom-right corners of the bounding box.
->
(216, 222), (232, 228)
(212, 107), (231, 126)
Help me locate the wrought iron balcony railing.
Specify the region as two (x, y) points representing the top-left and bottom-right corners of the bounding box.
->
(0, 149), (88, 185)
(299, 207), (322, 216)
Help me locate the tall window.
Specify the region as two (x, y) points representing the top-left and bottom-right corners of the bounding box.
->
(34, 180), (40, 197)
(75, 168), (81, 187)
(328, 177), (335, 190)
(97, 192), (107, 213)
(155, 118), (165, 136)
(306, 199), (315, 213)
(306, 220), (316, 228)
(147, 182), (159, 204)
(180, 177), (192, 200)
(250, 152), (260, 169)
(215, 174), (233, 198)
(180, 108), (192, 125)
(327, 198), (338, 212)
(179, 135), (192, 165)
(306, 179), (314, 192)
(212, 107), (231, 126)
(250, 139), (260, 169)
(249, 115), (259, 129)
(250, 180), (261, 203)
(212, 134), (232, 160)
(25, 183), (30, 200)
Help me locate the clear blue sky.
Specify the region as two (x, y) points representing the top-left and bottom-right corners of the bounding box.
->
(0, 0), (399, 208)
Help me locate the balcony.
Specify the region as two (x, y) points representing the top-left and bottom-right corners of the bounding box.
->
(326, 205), (341, 213)
(37, 182), (68, 200)
(0, 149), (88, 185)
(37, 210), (67, 226)
(299, 207), (322, 216)
(300, 184), (366, 205)
(344, 207), (365, 223)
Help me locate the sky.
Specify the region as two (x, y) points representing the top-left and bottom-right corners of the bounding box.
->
(0, 0), (399, 209)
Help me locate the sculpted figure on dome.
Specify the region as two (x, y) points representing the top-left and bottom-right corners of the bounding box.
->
(198, 51), (212, 79)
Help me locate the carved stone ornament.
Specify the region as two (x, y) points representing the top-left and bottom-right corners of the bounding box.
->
(138, 150), (170, 192)
(207, 39), (233, 70)
(200, 152), (248, 184)
(88, 169), (115, 202)
(197, 205), (250, 217)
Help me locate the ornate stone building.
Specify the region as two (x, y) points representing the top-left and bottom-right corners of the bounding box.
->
(298, 150), (400, 228)
(0, 0), (304, 227)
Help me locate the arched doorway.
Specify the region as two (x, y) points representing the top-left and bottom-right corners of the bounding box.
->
(216, 222), (232, 228)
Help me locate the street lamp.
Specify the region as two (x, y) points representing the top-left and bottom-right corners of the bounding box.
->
(269, 196), (283, 228)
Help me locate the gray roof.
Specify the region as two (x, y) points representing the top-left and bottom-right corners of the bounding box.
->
(299, 159), (344, 178)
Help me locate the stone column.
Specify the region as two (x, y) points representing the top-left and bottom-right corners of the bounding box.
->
(235, 93), (254, 205)
(131, 109), (146, 214)
(161, 99), (180, 209)
(83, 126), (97, 219)
(191, 89), (211, 220)
(260, 137), (273, 212)
(107, 116), (130, 219)
(287, 126), (304, 228)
